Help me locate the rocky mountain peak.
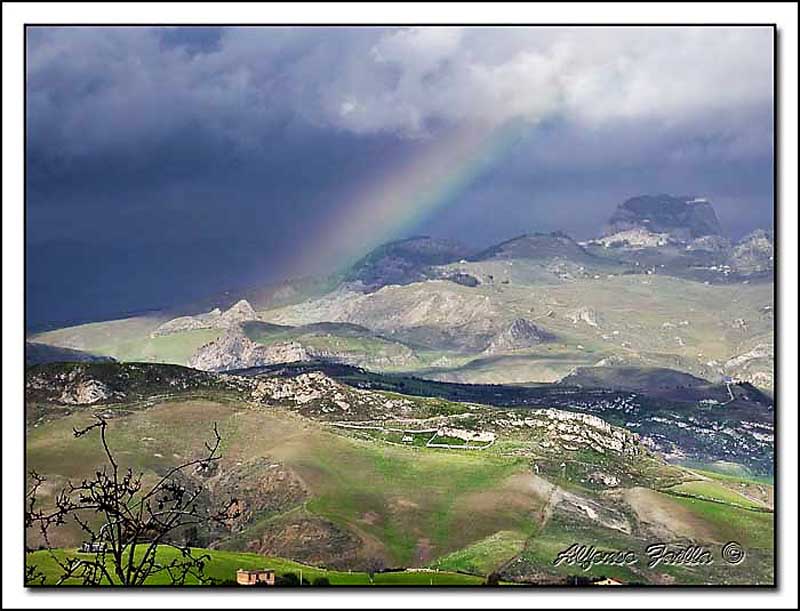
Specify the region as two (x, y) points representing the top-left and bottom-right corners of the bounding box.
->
(606, 195), (722, 241)
(220, 299), (257, 323)
(484, 318), (554, 354)
(152, 299), (260, 337)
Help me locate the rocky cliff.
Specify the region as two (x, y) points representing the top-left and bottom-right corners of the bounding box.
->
(606, 195), (722, 240)
(188, 327), (312, 372)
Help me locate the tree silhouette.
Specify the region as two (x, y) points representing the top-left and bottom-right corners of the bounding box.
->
(25, 415), (239, 585)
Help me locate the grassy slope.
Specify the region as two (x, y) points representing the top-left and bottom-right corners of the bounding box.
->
(26, 399), (533, 569)
(26, 394), (773, 584)
(26, 547), (485, 586)
(31, 317), (222, 365)
(431, 530), (529, 575)
(666, 480), (770, 510)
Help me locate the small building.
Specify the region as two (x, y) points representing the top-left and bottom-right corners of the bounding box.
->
(79, 542), (107, 554)
(236, 568), (275, 586)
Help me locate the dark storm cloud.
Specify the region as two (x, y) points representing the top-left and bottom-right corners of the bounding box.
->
(25, 26), (774, 330)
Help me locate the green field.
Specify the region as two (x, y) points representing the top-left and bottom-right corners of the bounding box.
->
(26, 546), (486, 586)
(666, 479), (770, 511)
(431, 530), (528, 575)
(31, 318), (222, 365)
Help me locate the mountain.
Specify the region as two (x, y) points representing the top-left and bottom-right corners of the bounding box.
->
(24, 191), (775, 586)
(606, 194), (722, 240)
(185, 321), (422, 372)
(28, 195), (774, 391)
(473, 231), (597, 263)
(188, 327), (313, 372)
(344, 236), (472, 291)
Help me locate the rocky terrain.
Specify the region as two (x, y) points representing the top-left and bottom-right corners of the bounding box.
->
(730, 229), (774, 273)
(188, 327), (313, 372)
(25, 361), (227, 406)
(484, 318), (554, 354)
(605, 194), (722, 240)
(153, 299), (261, 336)
(233, 360), (774, 475)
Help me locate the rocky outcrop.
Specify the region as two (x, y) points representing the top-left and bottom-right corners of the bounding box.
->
(606, 195), (722, 240)
(152, 299), (260, 337)
(188, 327), (312, 372)
(730, 229), (773, 273)
(264, 283), (502, 352)
(724, 342), (774, 390)
(567, 307), (600, 328)
(59, 378), (114, 405)
(25, 362), (227, 406)
(484, 318), (553, 354)
(594, 228), (674, 249)
(686, 234), (731, 253)
(492, 409), (642, 456)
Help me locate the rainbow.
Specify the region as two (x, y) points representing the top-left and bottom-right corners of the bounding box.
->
(292, 121), (527, 275)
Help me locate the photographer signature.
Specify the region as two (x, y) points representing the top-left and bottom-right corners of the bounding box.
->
(553, 541), (744, 571)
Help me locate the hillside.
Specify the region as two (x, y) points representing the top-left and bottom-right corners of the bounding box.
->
(344, 236), (473, 291)
(26, 546), (488, 586)
(25, 362), (773, 584)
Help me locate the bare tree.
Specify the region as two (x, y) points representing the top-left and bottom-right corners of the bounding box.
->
(26, 415), (239, 585)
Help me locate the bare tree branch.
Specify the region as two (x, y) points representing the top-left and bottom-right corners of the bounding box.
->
(26, 416), (239, 586)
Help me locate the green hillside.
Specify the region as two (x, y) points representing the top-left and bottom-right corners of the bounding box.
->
(26, 546), (486, 586)
(25, 366), (773, 585)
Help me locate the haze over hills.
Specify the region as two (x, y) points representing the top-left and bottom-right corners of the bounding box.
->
(30, 195), (774, 389)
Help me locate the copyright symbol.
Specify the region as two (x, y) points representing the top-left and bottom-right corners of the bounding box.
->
(721, 541), (745, 565)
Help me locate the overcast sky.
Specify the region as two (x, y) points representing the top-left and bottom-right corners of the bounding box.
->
(26, 26), (774, 330)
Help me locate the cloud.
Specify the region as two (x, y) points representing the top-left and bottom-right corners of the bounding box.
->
(26, 26), (773, 151)
(24, 26), (774, 329)
(314, 27), (773, 137)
